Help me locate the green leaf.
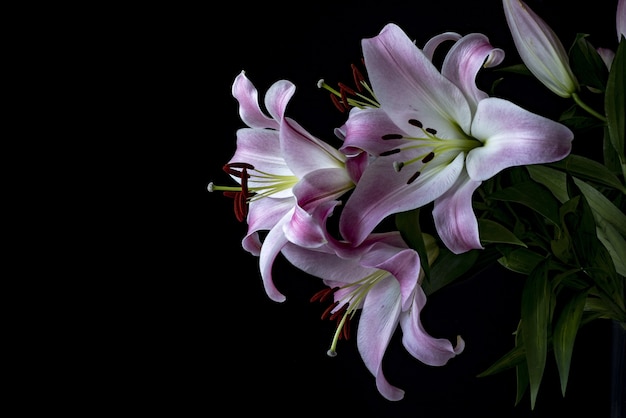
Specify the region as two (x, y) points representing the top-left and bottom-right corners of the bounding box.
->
(476, 342), (527, 377)
(498, 247), (546, 275)
(564, 176), (600, 266)
(478, 218), (527, 247)
(553, 290), (587, 396)
(395, 208), (430, 279)
(521, 259), (552, 410)
(605, 35), (626, 178)
(514, 325), (530, 406)
(488, 180), (561, 230)
(569, 33), (609, 91)
(527, 165), (626, 237)
(548, 154), (626, 194)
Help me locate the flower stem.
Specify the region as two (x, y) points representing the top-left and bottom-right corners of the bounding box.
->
(572, 92), (607, 122)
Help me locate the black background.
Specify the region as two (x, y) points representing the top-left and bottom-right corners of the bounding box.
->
(146, 1), (622, 416)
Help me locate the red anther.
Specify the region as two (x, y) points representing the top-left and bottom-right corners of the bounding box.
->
(223, 162), (253, 177)
(329, 303), (348, 321)
(321, 301), (339, 320)
(330, 94), (346, 113)
(223, 167), (251, 222)
(337, 82), (356, 96)
(310, 286), (337, 303)
(226, 162), (255, 169)
(342, 317), (351, 340)
(351, 63), (365, 93)
(339, 87), (351, 111)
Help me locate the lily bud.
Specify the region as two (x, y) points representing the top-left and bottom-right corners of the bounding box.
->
(502, 0), (579, 98)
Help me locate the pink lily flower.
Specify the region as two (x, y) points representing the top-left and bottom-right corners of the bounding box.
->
(337, 24), (573, 253)
(209, 71), (355, 302)
(281, 201), (464, 401)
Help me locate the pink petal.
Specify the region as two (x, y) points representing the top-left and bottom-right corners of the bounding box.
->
(441, 33), (505, 110)
(467, 97), (573, 181)
(432, 172), (483, 254)
(400, 286), (465, 365)
(362, 23), (471, 139)
(357, 278), (405, 401)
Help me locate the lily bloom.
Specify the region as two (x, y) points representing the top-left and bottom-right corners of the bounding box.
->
(337, 24), (573, 253)
(208, 71), (355, 302)
(502, 0), (580, 98)
(281, 201), (464, 401)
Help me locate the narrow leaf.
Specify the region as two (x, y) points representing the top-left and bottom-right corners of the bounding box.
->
(605, 35), (625, 176)
(553, 290), (587, 396)
(521, 259), (552, 410)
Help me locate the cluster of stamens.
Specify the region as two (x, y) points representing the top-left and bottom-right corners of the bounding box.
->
(317, 61), (379, 112)
(310, 286), (351, 357)
(380, 118), (480, 185)
(207, 162), (254, 222)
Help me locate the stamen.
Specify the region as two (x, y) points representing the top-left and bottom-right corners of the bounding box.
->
(207, 182), (214, 192)
(351, 63), (365, 92)
(426, 127), (437, 135)
(310, 287), (337, 303)
(408, 119), (423, 128)
(407, 171), (421, 184)
(380, 149), (401, 156)
(342, 317), (351, 340)
(338, 82), (356, 96)
(340, 87), (350, 111)
(223, 162), (254, 177)
(329, 303), (348, 321)
(422, 152), (435, 163)
(321, 301), (339, 320)
(330, 94), (346, 113)
(382, 134), (404, 140)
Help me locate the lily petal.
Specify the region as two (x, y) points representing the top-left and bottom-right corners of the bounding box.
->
(357, 278), (405, 401)
(258, 210), (293, 302)
(340, 152), (465, 246)
(362, 23), (472, 138)
(244, 196), (294, 255)
(232, 71), (294, 129)
(281, 117), (347, 178)
(467, 97), (573, 181)
(441, 33), (505, 111)
(432, 172), (483, 254)
(400, 286), (465, 365)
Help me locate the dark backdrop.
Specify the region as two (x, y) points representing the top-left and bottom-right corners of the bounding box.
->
(161, 1), (620, 416)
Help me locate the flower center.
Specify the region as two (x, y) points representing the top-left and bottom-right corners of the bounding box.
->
(208, 162), (298, 222)
(380, 118), (482, 184)
(310, 269), (388, 357)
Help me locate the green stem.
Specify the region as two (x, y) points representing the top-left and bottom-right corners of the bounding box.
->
(572, 92), (607, 122)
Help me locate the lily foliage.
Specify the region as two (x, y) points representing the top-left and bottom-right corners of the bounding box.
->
(210, 0), (625, 410)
